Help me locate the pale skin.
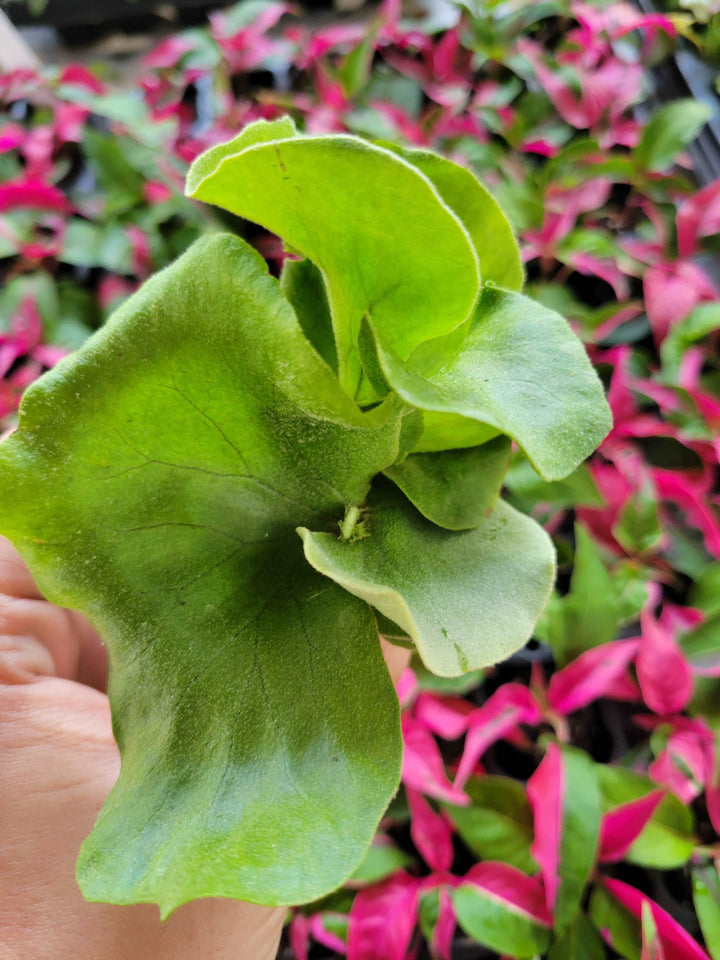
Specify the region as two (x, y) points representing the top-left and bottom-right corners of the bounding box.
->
(0, 535), (410, 960)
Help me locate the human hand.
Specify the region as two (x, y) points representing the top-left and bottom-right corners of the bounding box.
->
(0, 535), (409, 960)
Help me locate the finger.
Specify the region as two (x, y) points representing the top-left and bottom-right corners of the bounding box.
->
(0, 536), (108, 690)
(380, 636), (412, 686)
(0, 535), (43, 599)
(0, 678), (285, 960)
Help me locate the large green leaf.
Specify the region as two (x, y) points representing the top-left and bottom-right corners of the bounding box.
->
(0, 234), (411, 914)
(186, 118), (480, 401)
(280, 256), (337, 373)
(375, 285), (612, 480)
(299, 482), (555, 676)
(411, 411), (500, 454)
(378, 142), (524, 291)
(383, 435), (511, 530)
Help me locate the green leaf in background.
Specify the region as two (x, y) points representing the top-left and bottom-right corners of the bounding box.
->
(613, 477), (662, 556)
(376, 285), (612, 480)
(444, 775), (537, 873)
(186, 118), (480, 400)
(689, 561), (720, 617)
(536, 524), (621, 665)
(83, 128), (146, 215)
(300, 482), (555, 676)
(635, 99), (712, 172)
(453, 866), (553, 958)
(547, 913), (607, 960)
(683, 562), (720, 694)
(504, 457), (604, 510)
(338, 31), (378, 99)
(589, 884), (641, 960)
(348, 838), (414, 885)
(693, 860), (720, 960)
(379, 142), (524, 291)
(61, 219), (134, 274)
(555, 747), (602, 932)
(0, 234), (411, 913)
(597, 765), (696, 869)
(383, 435), (511, 530)
(661, 303), (720, 380)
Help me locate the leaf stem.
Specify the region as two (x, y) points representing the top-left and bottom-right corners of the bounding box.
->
(339, 505), (361, 541)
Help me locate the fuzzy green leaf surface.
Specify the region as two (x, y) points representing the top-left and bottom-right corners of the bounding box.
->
(0, 234), (412, 914)
(378, 142), (524, 291)
(383, 435), (511, 530)
(185, 118), (480, 400)
(299, 483), (555, 676)
(376, 285), (612, 480)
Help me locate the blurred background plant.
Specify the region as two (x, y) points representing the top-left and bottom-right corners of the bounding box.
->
(1, 0), (720, 956)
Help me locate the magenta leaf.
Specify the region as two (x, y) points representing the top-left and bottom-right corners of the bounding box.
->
(417, 885), (455, 960)
(636, 609), (694, 715)
(453, 862), (552, 958)
(528, 744), (601, 930)
(310, 914), (350, 954)
(413, 691), (473, 741)
(348, 871), (420, 960)
(406, 787), (454, 873)
(431, 887), (455, 960)
(0, 178), (72, 214)
(548, 638), (639, 716)
(676, 178), (720, 259)
(597, 763), (696, 869)
(455, 684), (540, 788)
(644, 261), (717, 345)
(402, 714), (469, 806)
(289, 914), (310, 960)
(58, 63), (105, 93)
(598, 791), (665, 862)
(653, 470), (720, 561)
(649, 731), (706, 804)
(590, 881), (643, 958)
(528, 743), (562, 914)
(641, 901), (667, 960)
(603, 878), (711, 960)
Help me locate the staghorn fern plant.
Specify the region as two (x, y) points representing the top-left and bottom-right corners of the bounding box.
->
(0, 116), (611, 915)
